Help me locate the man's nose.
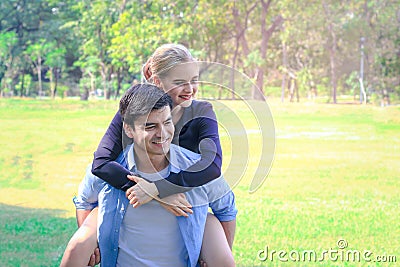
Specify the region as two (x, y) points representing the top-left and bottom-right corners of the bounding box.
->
(157, 125), (168, 138)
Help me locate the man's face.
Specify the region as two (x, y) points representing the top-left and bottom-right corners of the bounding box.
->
(127, 106), (174, 157)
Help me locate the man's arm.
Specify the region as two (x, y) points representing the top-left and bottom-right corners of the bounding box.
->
(73, 164), (102, 226)
(221, 220), (236, 250)
(208, 189), (238, 249)
(76, 209), (93, 227)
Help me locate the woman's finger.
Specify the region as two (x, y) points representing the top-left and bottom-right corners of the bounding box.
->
(174, 206), (189, 217)
(179, 206), (193, 214)
(127, 174), (141, 183)
(129, 197), (138, 206)
(179, 198), (192, 208)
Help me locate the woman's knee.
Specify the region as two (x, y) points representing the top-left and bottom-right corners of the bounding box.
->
(60, 224), (98, 267)
(201, 213), (235, 267)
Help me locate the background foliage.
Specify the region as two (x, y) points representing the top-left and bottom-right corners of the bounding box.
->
(0, 0), (399, 103)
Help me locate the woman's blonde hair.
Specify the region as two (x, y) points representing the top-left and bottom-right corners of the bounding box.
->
(142, 44), (195, 83)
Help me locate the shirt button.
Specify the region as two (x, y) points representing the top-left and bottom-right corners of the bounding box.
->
(115, 229), (118, 232)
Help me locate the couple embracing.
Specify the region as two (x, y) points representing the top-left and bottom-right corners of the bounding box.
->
(61, 44), (237, 267)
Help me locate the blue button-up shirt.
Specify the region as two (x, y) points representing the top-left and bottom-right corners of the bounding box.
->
(74, 144), (237, 267)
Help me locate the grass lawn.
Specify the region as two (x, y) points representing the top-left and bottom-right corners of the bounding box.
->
(0, 98), (399, 266)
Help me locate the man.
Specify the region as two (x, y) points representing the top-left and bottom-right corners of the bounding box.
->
(73, 84), (237, 266)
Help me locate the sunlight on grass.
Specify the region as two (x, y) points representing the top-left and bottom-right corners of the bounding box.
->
(0, 98), (399, 266)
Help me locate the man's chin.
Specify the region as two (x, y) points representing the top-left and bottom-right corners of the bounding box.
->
(161, 144), (171, 155)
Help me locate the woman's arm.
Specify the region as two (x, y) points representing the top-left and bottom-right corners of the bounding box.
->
(155, 102), (223, 198)
(92, 102), (223, 198)
(91, 111), (135, 191)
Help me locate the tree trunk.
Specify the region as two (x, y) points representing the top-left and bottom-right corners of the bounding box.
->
(231, 37), (240, 100)
(232, 1), (283, 100)
(288, 78), (294, 102)
(50, 67), (55, 99)
(115, 67), (123, 100)
(80, 85), (89, 101)
(281, 41), (287, 103)
(323, 1), (337, 104)
(232, 2), (257, 80)
(253, 0), (270, 101)
(107, 70), (112, 100)
(254, 0), (283, 100)
(100, 65), (108, 99)
(218, 67), (224, 100)
(54, 68), (58, 98)
(253, 66), (265, 100)
(381, 88), (390, 106)
(328, 42), (337, 104)
(88, 71), (95, 94)
(37, 56), (42, 98)
(20, 72), (25, 97)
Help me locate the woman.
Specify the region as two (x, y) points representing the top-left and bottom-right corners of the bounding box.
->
(61, 44), (235, 267)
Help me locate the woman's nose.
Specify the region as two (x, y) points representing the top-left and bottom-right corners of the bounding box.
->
(184, 82), (193, 93)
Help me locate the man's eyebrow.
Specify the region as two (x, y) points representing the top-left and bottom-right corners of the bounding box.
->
(144, 116), (172, 126)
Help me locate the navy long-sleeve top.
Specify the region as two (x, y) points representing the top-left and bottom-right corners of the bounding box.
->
(91, 100), (222, 198)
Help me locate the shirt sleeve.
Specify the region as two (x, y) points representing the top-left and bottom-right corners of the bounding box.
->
(92, 102), (223, 198)
(91, 111), (136, 191)
(208, 191), (238, 222)
(155, 102), (223, 198)
(73, 165), (103, 210)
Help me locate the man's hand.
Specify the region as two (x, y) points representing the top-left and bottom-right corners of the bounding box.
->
(87, 247), (100, 266)
(156, 193), (193, 217)
(199, 258), (207, 267)
(126, 175), (159, 207)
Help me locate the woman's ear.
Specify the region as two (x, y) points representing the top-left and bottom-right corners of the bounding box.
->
(153, 76), (162, 88)
(123, 122), (134, 138)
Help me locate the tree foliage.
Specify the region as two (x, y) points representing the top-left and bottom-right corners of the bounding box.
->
(0, 0), (398, 103)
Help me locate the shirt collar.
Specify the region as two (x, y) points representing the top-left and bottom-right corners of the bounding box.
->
(124, 144), (183, 174)
(125, 144), (136, 171)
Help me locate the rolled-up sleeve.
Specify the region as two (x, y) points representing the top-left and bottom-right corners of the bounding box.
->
(73, 164), (103, 210)
(209, 191), (238, 222)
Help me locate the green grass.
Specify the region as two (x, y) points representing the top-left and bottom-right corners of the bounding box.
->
(0, 98), (399, 266)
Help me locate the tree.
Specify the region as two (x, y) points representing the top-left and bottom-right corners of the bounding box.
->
(73, 0), (131, 100)
(74, 56), (100, 101)
(26, 40), (53, 97)
(231, 0), (283, 100)
(45, 43), (66, 99)
(0, 31), (17, 97)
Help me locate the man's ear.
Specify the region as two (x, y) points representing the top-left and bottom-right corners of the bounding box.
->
(123, 122), (134, 138)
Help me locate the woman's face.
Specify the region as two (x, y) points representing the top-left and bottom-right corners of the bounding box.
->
(159, 62), (199, 108)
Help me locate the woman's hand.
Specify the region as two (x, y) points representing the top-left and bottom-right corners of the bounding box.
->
(87, 247), (100, 266)
(156, 193), (193, 217)
(126, 175), (159, 207)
